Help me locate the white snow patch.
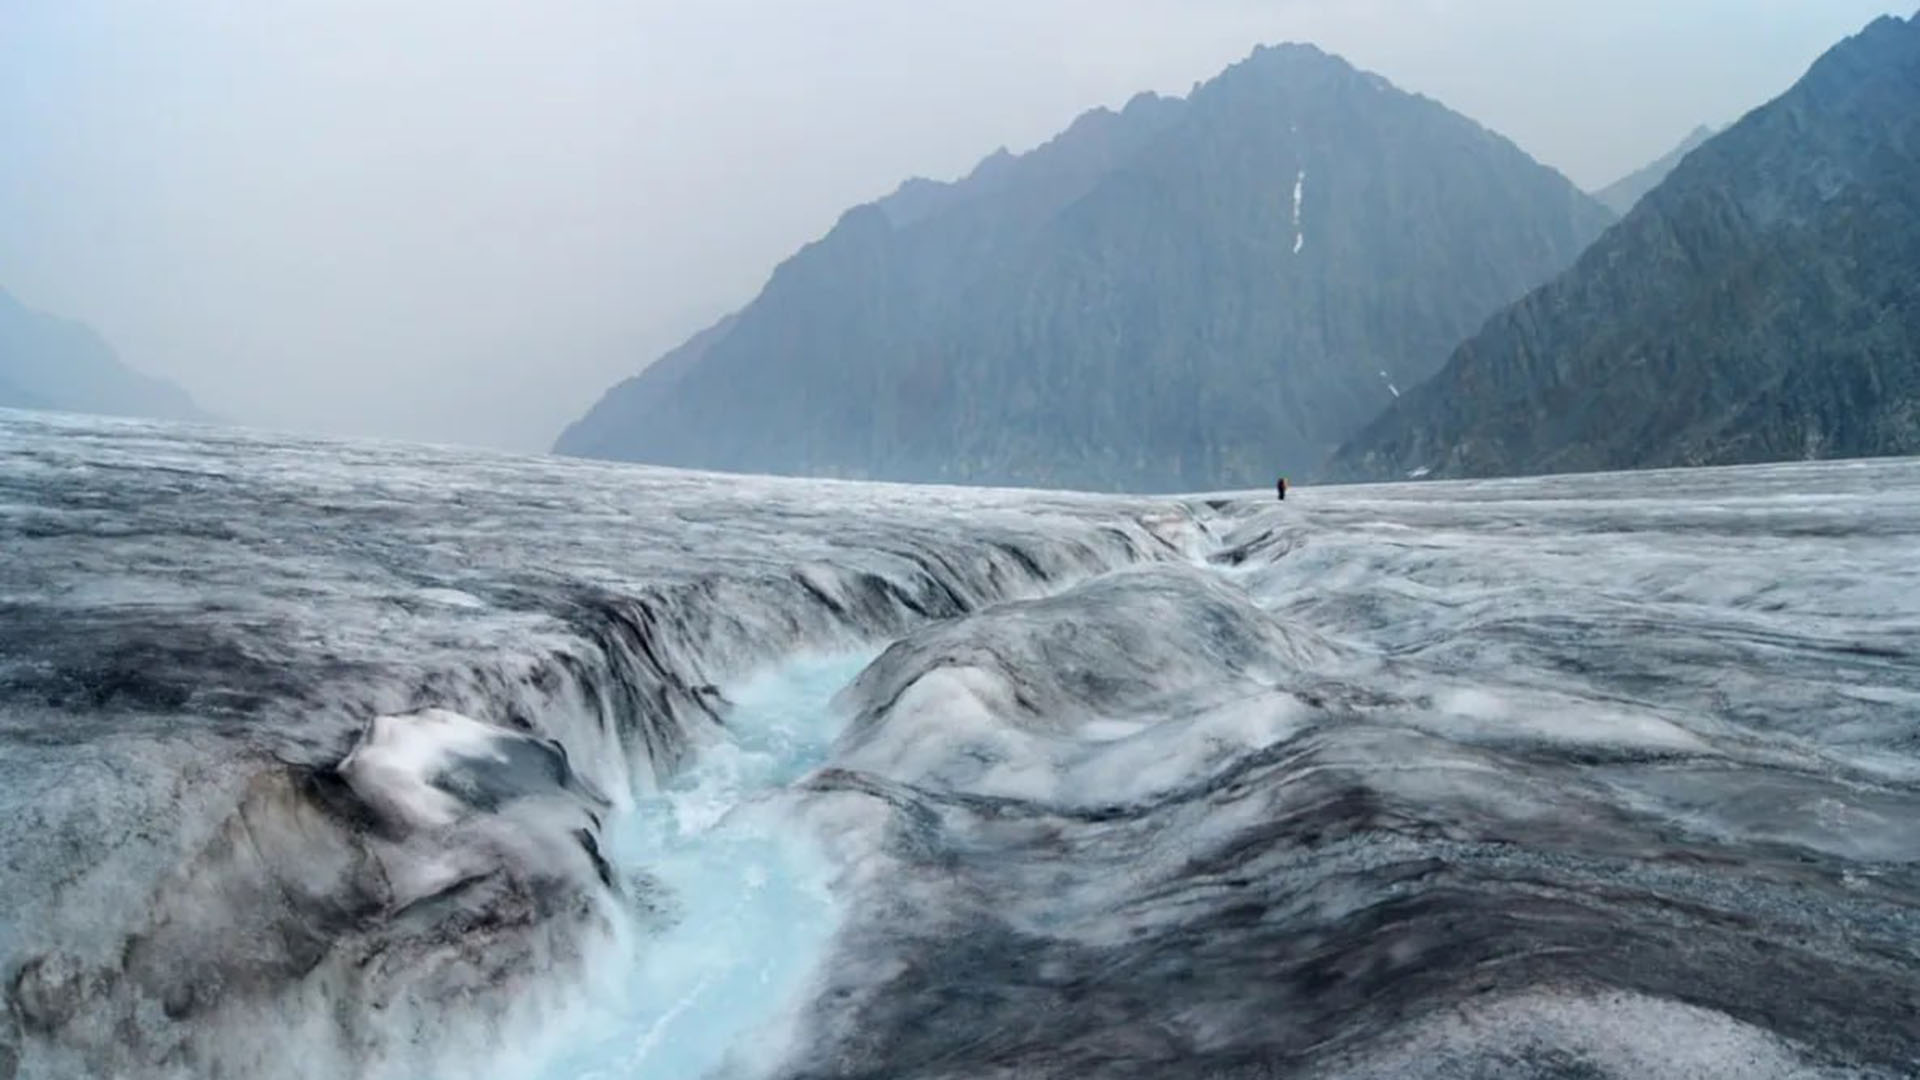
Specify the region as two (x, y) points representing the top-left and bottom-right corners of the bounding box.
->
(1291, 169), (1306, 255)
(1427, 686), (1709, 754)
(414, 587), (487, 610)
(339, 708), (510, 830)
(1345, 988), (1823, 1079)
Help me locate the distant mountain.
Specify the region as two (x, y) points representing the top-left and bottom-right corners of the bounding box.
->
(1325, 14), (1920, 484)
(1593, 125), (1717, 215)
(557, 45), (1613, 493)
(557, 314), (739, 463)
(0, 374), (46, 411)
(0, 289), (206, 422)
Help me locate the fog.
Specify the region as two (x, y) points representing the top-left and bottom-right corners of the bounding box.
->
(0, 0), (1906, 452)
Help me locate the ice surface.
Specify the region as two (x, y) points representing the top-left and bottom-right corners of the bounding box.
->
(3, 412), (1920, 1079)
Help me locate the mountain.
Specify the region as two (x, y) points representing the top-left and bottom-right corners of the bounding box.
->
(555, 314), (740, 463)
(1325, 14), (1920, 484)
(556, 45), (1614, 493)
(0, 289), (207, 422)
(0, 374), (47, 411)
(1593, 125), (1717, 215)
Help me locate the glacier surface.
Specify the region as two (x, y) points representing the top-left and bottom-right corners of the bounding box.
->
(1, 410), (1918, 1078)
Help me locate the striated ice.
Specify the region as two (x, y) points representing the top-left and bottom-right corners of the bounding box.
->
(3, 410), (1919, 1080)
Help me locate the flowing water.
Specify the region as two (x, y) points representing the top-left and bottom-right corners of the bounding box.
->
(538, 653), (873, 1080)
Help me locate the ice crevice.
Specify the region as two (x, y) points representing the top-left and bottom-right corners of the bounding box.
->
(2, 474), (1218, 1080)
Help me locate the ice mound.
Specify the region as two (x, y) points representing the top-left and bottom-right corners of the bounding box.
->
(8, 724), (623, 1079)
(831, 565), (1352, 804)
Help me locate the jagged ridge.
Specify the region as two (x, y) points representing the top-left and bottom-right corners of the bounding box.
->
(556, 45), (1612, 493)
(1326, 13), (1920, 482)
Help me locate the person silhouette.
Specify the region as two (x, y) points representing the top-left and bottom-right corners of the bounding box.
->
(1277, 477), (1288, 501)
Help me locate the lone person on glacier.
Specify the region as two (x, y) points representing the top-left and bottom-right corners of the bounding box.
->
(1277, 476), (1289, 501)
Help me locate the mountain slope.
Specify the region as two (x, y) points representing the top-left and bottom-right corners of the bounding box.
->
(557, 45), (1613, 493)
(557, 314), (740, 462)
(1325, 14), (1920, 483)
(1593, 125), (1716, 215)
(0, 374), (46, 411)
(0, 290), (206, 422)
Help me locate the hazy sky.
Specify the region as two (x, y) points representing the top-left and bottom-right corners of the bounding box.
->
(2, 1), (1908, 452)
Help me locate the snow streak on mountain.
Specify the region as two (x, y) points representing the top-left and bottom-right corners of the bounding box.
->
(2, 411), (1917, 1079)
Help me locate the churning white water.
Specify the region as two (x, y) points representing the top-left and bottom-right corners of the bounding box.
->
(529, 652), (875, 1080)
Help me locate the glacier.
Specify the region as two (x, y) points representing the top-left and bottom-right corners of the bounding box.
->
(1, 409), (1918, 1079)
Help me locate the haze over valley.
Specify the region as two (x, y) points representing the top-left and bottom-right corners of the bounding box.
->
(3, 1), (1910, 467)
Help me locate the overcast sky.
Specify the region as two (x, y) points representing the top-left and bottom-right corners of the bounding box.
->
(1, 1), (1908, 452)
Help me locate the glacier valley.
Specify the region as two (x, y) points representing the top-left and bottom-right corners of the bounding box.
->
(1, 411), (1917, 1078)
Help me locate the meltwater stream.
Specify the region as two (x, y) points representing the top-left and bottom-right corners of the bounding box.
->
(530, 653), (876, 1080)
